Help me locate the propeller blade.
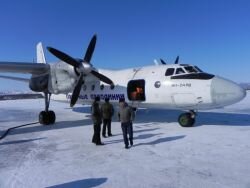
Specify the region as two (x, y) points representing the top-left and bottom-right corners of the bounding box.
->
(160, 59), (167, 65)
(174, 56), (179, 64)
(70, 74), (84, 107)
(47, 47), (80, 68)
(91, 70), (113, 85)
(83, 34), (97, 63)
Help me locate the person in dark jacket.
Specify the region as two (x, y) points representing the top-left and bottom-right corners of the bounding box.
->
(91, 96), (104, 145)
(118, 98), (135, 149)
(101, 97), (114, 137)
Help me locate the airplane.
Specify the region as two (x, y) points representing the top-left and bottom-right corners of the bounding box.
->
(0, 35), (246, 127)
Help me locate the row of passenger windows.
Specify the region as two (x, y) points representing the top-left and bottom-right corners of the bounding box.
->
(83, 84), (114, 91)
(165, 66), (202, 76)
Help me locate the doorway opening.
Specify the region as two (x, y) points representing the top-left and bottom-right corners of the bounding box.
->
(127, 79), (146, 101)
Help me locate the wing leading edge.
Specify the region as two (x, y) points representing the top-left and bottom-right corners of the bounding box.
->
(0, 62), (50, 75)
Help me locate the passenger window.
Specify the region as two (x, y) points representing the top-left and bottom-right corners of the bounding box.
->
(100, 84), (104, 90)
(83, 85), (87, 91)
(175, 68), (185, 75)
(165, 68), (175, 76)
(184, 66), (197, 73)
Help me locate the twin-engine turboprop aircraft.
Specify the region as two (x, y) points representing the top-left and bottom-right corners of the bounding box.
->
(0, 35), (246, 127)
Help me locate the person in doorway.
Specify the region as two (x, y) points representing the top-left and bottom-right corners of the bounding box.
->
(118, 98), (135, 149)
(101, 97), (114, 137)
(91, 96), (104, 145)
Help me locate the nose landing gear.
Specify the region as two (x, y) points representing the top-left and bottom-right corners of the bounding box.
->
(39, 92), (56, 125)
(178, 110), (196, 127)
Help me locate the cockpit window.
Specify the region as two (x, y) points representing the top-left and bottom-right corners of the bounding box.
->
(165, 68), (175, 76)
(175, 68), (185, 75)
(184, 66), (198, 73)
(194, 66), (203, 72)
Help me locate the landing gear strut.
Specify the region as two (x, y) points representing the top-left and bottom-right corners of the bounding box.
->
(178, 110), (196, 127)
(39, 92), (56, 125)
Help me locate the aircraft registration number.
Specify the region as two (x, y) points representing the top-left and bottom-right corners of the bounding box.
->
(171, 83), (192, 87)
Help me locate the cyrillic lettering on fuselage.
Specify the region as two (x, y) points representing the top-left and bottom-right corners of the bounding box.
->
(66, 93), (125, 101)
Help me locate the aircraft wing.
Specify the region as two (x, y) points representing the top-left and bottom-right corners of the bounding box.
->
(0, 62), (50, 75)
(0, 75), (30, 83)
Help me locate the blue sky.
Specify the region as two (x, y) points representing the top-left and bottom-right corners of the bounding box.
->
(0, 0), (249, 91)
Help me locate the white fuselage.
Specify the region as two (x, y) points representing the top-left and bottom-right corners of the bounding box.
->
(51, 63), (246, 111)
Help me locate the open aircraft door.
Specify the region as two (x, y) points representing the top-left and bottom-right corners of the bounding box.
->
(127, 79), (146, 104)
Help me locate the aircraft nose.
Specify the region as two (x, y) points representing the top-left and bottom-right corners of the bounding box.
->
(211, 76), (246, 107)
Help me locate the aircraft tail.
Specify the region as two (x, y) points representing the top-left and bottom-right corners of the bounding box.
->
(36, 42), (46, 64)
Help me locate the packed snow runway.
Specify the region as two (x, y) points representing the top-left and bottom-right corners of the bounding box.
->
(1, 93), (250, 188)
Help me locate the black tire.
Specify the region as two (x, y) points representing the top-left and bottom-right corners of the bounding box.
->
(39, 111), (50, 125)
(178, 113), (195, 127)
(48, 111), (56, 124)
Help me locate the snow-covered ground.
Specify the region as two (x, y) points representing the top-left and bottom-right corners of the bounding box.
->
(1, 92), (250, 188)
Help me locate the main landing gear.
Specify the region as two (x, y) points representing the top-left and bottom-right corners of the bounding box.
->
(178, 110), (196, 127)
(39, 92), (56, 125)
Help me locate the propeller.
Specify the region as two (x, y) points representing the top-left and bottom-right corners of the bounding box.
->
(174, 56), (179, 64)
(91, 70), (113, 85)
(47, 47), (80, 68)
(84, 35), (96, 62)
(70, 74), (83, 107)
(47, 35), (113, 107)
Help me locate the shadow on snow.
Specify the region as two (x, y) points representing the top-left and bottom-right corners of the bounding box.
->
(1, 107), (250, 138)
(135, 109), (250, 126)
(46, 178), (107, 188)
(0, 137), (45, 145)
(0, 119), (92, 137)
(71, 106), (250, 126)
(133, 135), (186, 147)
(106, 133), (185, 147)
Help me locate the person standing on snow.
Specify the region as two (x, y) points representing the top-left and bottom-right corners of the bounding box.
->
(91, 96), (104, 145)
(101, 97), (114, 137)
(118, 98), (135, 149)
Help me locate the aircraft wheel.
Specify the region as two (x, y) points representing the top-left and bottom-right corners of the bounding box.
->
(48, 111), (56, 124)
(39, 111), (50, 125)
(178, 113), (195, 127)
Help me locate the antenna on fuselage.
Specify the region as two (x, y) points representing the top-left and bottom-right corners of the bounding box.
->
(154, 59), (159, 65)
(174, 56), (179, 64)
(160, 59), (167, 64)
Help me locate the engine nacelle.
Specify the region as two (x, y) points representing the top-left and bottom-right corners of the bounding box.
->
(48, 62), (79, 94)
(29, 74), (49, 92)
(29, 62), (95, 94)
